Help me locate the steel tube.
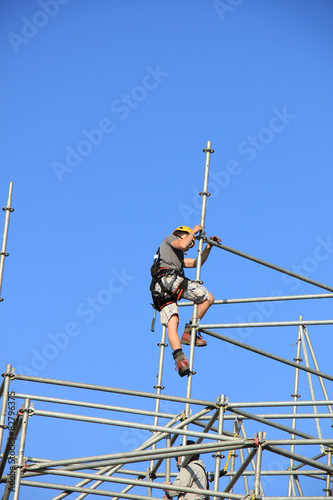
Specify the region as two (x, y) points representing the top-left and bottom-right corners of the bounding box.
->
(200, 319), (333, 329)
(70, 416), (181, 500)
(13, 374), (217, 408)
(6, 468), (330, 479)
(223, 449), (257, 492)
(300, 325), (324, 449)
(181, 408), (220, 468)
(165, 436), (171, 482)
(288, 321), (302, 496)
(253, 433), (263, 497)
(227, 400), (333, 409)
(1, 475), (13, 500)
(214, 398), (226, 496)
(150, 406), (214, 476)
(185, 140), (214, 418)
(204, 237), (333, 293)
(12, 393), (176, 420)
(0, 183), (14, 301)
(0, 412), (22, 480)
(48, 413), (190, 500)
(303, 326), (333, 420)
(228, 407), (318, 440)
(63, 416), (181, 500)
(28, 441), (252, 474)
(42, 465), (215, 498)
(18, 478), (246, 499)
(12, 399), (31, 500)
(265, 444), (333, 474)
(222, 443), (257, 496)
(150, 325), (167, 471)
(265, 439), (333, 446)
(325, 448), (332, 496)
(32, 408), (231, 442)
(263, 497), (327, 500)
(200, 329), (333, 382)
(238, 423), (251, 494)
(202, 412), (333, 420)
(179, 292), (333, 306)
(22, 460), (250, 500)
(0, 364), (12, 452)
(27, 440), (251, 472)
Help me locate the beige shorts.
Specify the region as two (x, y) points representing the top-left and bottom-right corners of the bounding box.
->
(158, 276), (209, 327)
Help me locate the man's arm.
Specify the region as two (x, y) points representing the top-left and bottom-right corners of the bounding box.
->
(163, 466), (192, 497)
(184, 235), (221, 268)
(171, 225), (202, 251)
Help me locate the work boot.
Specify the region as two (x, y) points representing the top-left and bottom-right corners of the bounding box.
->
(181, 324), (207, 347)
(172, 349), (190, 377)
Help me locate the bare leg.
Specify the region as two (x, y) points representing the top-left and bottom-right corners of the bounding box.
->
(167, 314), (181, 351)
(192, 292), (214, 322)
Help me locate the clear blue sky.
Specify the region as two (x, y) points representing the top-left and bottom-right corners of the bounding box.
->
(0, 1), (332, 497)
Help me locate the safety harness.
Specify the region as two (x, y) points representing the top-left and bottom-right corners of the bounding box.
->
(150, 248), (189, 312)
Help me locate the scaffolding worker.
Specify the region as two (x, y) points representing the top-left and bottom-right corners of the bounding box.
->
(150, 225), (220, 377)
(163, 440), (210, 500)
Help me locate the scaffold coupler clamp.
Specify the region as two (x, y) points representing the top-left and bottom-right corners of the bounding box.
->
(21, 462), (28, 474)
(18, 402), (34, 417)
(234, 415), (242, 435)
(216, 395), (228, 410)
(180, 409), (191, 421)
(202, 147), (214, 154)
(242, 493), (259, 500)
(2, 206), (14, 213)
(1, 368), (15, 380)
(254, 431), (265, 447)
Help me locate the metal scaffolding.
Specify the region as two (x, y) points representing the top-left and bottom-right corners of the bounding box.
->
(0, 144), (333, 499)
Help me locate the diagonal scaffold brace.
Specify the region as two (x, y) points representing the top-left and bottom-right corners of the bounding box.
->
(0, 182), (14, 302)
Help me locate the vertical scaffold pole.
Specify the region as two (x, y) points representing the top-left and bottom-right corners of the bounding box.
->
(253, 432), (264, 498)
(12, 399), (31, 500)
(165, 435), (171, 483)
(303, 326), (333, 423)
(0, 364), (13, 452)
(213, 395), (226, 496)
(288, 320), (302, 497)
(300, 323), (324, 449)
(0, 182), (14, 302)
(185, 141), (214, 416)
(150, 325), (167, 471)
(324, 448), (332, 496)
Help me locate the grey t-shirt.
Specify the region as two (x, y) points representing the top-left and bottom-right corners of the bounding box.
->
(159, 234), (184, 272)
(172, 460), (209, 500)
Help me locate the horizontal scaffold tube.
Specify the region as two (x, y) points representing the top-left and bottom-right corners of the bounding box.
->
(12, 393), (177, 420)
(199, 412), (333, 419)
(15, 479), (246, 500)
(263, 438), (333, 446)
(15, 466), (220, 499)
(13, 374), (216, 408)
(204, 237), (333, 293)
(27, 440), (253, 472)
(199, 319), (333, 329)
(179, 292), (333, 307)
(228, 407), (319, 440)
(200, 329), (333, 382)
(264, 444), (333, 474)
(31, 409), (238, 442)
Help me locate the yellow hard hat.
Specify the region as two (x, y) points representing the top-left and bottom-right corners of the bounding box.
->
(173, 226), (195, 248)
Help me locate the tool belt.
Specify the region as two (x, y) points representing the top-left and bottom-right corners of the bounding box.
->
(150, 267), (189, 312)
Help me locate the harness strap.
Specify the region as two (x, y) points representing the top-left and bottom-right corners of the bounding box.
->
(150, 267), (188, 312)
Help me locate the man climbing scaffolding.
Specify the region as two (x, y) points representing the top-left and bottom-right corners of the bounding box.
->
(163, 440), (210, 500)
(150, 225), (221, 377)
